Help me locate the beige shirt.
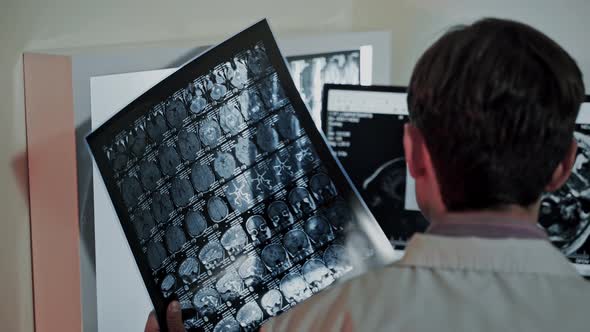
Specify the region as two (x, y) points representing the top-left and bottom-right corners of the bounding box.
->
(262, 234), (590, 332)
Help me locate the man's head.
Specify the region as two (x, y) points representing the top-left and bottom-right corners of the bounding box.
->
(404, 18), (585, 219)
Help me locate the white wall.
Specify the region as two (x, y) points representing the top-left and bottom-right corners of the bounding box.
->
(1, 1), (589, 331)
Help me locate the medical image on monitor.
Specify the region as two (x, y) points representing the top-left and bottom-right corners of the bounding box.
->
(540, 123), (590, 266)
(288, 51), (360, 127)
(323, 86), (429, 249)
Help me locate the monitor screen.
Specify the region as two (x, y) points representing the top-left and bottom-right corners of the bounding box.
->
(323, 85), (590, 275)
(322, 84), (428, 248)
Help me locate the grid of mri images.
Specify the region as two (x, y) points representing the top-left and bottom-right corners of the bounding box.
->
(93, 42), (375, 332)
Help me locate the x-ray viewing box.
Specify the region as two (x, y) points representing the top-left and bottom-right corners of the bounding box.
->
(322, 84), (590, 276)
(22, 25), (392, 332)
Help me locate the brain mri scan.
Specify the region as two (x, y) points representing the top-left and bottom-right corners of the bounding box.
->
(213, 316), (241, 332)
(256, 122), (280, 153)
(220, 224), (248, 256)
(301, 259), (334, 292)
(269, 152), (295, 183)
(227, 59), (248, 90)
(133, 209), (155, 240)
(199, 119), (222, 148)
(234, 136), (259, 166)
(260, 74), (287, 109)
(279, 272), (312, 304)
(139, 160), (161, 192)
(128, 127), (147, 157)
(151, 191), (174, 224)
(323, 244), (352, 275)
(219, 104), (244, 135)
(245, 215), (272, 242)
(176, 129), (201, 161)
(246, 45), (269, 76)
(111, 143), (128, 172)
(165, 99), (188, 129)
(121, 176), (143, 207)
(276, 108), (301, 141)
(193, 287), (221, 316)
(239, 90), (266, 122)
(215, 269), (244, 302)
(198, 241), (225, 269)
(189, 89), (208, 114)
(207, 196), (229, 223)
(236, 301), (264, 328)
(160, 274), (177, 298)
(282, 229), (313, 258)
(224, 176), (254, 213)
(304, 215), (334, 245)
(146, 240), (167, 270)
(146, 113), (168, 143)
(170, 177), (194, 207)
(260, 289), (283, 317)
(214, 152), (237, 179)
(248, 163), (276, 197)
(185, 210), (208, 238)
(289, 139), (317, 173)
(190, 162), (216, 193)
(288, 187), (316, 217)
(164, 225), (187, 254)
(158, 145), (181, 177)
(323, 199), (352, 231)
(238, 255), (266, 287)
(310, 173), (338, 205)
(267, 201), (295, 228)
(207, 74), (228, 101)
(178, 257), (200, 285)
(260, 243), (289, 272)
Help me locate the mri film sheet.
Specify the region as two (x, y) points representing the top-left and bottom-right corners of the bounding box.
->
(87, 20), (392, 332)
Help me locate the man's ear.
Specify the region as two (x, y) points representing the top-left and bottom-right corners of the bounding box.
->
(404, 123), (426, 178)
(545, 139), (578, 192)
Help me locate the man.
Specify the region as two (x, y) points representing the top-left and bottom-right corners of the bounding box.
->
(146, 18), (590, 332)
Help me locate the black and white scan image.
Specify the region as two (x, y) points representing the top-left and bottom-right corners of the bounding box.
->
(87, 21), (392, 332)
(323, 86), (429, 249)
(540, 123), (590, 269)
(288, 51), (360, 126)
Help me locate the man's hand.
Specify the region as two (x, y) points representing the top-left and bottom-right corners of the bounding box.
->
(144, 301), (186, 332)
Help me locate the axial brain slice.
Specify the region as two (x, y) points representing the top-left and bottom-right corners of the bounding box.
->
(146, 240), (167, 270)
(165, 99), (187, 129)
(170, 177), (194, 207)
(164, 225), (186, 253)
(176, 129), (200, 161)
(304, 215), (334, 244)
(151, 192), (174, 224)
(139, 161), (161, 192)
(184, 210), (207, 237)
(190, 163), (215, 192)
(121, 176), (143, 208)
(207, 196), (229, 222)
(158, 145), (181, 177)
(282, 229), (312, 257)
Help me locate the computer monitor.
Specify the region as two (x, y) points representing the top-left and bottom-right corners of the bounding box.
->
(321, 84), (428, 249)
(322, 84), (590, 275)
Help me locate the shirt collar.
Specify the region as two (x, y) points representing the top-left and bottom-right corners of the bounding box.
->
(426, 215), (548, 240)
(397, 233), (581, 277)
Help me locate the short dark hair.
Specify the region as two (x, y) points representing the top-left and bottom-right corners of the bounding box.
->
(407, 18), (585, 211)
